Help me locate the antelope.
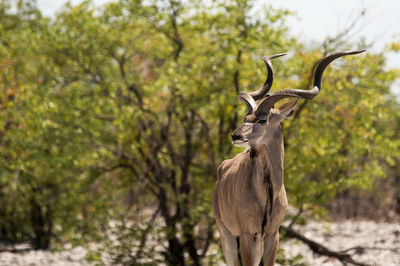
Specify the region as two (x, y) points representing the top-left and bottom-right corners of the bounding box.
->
(212, 50), (365, 266)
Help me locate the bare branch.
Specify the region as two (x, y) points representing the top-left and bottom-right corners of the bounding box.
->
(135, 207), (161, 260)
(280, 225), (369, 266)
(200, 220), (216, 257)
(322, 6), (368, 53)
(288, 206), (303, 229)
(146, 1), (184, 60)
(196, 113), (217, 174)
(113, 54), (144, 105)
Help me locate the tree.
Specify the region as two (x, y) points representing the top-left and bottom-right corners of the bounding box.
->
(0, 0), (398, 265)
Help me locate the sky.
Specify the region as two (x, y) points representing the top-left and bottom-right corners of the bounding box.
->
(36, 0), (400, 93)
(266, 0), (400, 94)
(267, 1), (400, 66)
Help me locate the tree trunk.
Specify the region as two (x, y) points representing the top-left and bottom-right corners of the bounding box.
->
(30, 199), (52, 250)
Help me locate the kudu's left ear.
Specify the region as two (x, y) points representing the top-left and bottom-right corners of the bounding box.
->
(278, 98), (300, 118)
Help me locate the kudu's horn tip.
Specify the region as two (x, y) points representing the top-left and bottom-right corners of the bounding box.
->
(340, 49), (366, 56)
(263, 53), (287, 60)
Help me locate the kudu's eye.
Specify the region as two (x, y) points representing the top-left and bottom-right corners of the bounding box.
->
(258, 119), (266, 124)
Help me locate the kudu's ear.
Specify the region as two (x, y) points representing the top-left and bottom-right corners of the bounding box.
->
(278, 98), (300, 118)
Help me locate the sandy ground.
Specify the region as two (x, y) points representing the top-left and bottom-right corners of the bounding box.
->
(1, 220), (399, 266)
(0, 245), (91, 266)
(280, 220), (400, 266)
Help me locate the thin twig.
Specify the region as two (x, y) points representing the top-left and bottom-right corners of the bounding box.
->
(288, 206), (303, 229)
(342, 245), (400, 253)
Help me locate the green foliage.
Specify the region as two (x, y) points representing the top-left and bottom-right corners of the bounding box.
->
(0, 0), (399, 264)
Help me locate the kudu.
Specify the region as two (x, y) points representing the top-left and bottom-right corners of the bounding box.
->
(212, 50), (365, 266)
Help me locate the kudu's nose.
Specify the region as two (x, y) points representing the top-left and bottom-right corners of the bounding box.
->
(231, 133), (242, 141)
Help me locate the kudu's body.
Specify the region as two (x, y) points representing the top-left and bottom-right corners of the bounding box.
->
(212, 50), (365, 266)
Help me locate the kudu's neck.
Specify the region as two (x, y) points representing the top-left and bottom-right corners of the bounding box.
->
(249, 127), (284, 199)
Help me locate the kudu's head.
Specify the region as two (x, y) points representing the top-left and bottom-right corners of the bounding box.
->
(231, 50), (365, 148)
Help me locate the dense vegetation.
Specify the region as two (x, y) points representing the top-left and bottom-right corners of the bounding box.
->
(0, 0), (399, 264)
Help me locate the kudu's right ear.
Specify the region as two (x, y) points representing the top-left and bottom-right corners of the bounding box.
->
(278, 98), (300, 118)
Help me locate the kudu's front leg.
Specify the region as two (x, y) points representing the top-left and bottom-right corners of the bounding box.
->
(239, 233), (264, 266)
(263, 231), (279, 266)
(217, 221), (239, 266)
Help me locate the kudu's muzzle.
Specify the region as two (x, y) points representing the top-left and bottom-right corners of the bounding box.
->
(231, 133), (242, 141)
(231, 123), (252, 145)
